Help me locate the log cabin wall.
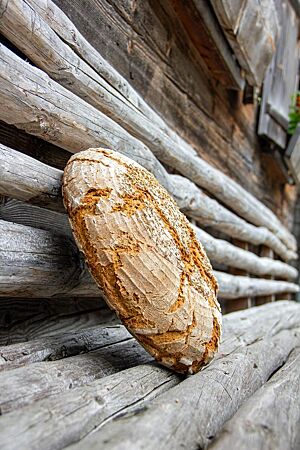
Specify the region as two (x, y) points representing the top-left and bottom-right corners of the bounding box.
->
(0, 0), (299, 313)
(52, 0), (296, 220)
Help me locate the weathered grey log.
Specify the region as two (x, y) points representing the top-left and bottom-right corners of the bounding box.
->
(215, 270), (299, 299)
(0, 334), (152, 414)
(0, 196), (71, 237)
(0, 300), (297, 368)
(2, 194), (297, 279)
(0, 364), (180, 450)
(0, 144), (298, 275)
(209, 347), (300, 450)
(0, 324), (130, 371)
(2, 0), (295, 253)
(171, 175), (297, 261)
(0, 301), (299, 450)
(0, 219), (93, 297)
(0, 142), (64, 212)
(0, 45), (169, 190)
(0, 297), (116, 346)
(56, 303), (300, 450)
(0, 51), (296, 262)
(1, 219), (298, 299)
(196, 227), (297, 280)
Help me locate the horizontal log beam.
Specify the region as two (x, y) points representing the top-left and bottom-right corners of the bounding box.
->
(69, 327), (300, 450)
(195, 227), (297, 280)
(215, 271), (299, 299)
(0, 143), (298, 277)
(0, 296), (116, 346)
(209, 347), (300, 450)
(0, 0), (295, 253)
(1, 194), (298, 281)
(13, 301), (297, 450)
(0, 219), (298, 299)
(0, 335), (152, 414)
(0, 0), (296, 256)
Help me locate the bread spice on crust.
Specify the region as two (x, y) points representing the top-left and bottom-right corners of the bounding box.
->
(63, 148), (222, 374)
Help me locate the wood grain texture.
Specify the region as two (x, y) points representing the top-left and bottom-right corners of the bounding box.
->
(0, 0), (296, 254)
(0, 215), (298, 300)
(1, 140), (296, 261)
(0, 297), (116, 346)
(0, 324), (129, 371)
(209, 347), (300, 450)
(0, 301), (298, 450)
(0, 364), (180, 450)
(166, 0), (244, 89)
(215, 271), (299, 299)
(196, 228), (297, 280)
(0, 336), (152, 414)
(0, 142), (298, 277)
(258, 0), (299, 149)
(0, 142), (64, 212)
(63, 148), (221, 374)
(211, 0), (279, 86)
(2, 193), (297, 280)
(63, 302), (300, 450)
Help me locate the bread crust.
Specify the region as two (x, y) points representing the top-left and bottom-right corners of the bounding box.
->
(63, 148), (221, 374)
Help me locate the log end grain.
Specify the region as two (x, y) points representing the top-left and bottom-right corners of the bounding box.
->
(63, 148), (221, 374)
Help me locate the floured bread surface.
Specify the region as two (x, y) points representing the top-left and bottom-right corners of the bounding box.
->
(63, 148), (221, 374)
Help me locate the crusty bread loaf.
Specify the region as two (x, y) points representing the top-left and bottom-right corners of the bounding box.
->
(63, 148), (221, 374)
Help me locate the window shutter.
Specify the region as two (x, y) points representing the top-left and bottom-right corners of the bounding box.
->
(210, 0), (279, 86)
(258, 1), (299, 149)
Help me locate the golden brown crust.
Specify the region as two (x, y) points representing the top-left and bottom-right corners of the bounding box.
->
(63, 148), (222, 374)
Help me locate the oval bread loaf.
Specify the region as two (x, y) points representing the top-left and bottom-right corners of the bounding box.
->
(63, 148), (221, 374)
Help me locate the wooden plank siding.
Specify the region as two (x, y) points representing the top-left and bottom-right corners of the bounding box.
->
(258, 0), (300, 149)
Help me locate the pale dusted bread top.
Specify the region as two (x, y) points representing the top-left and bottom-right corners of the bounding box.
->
(63, 148), (221, 374)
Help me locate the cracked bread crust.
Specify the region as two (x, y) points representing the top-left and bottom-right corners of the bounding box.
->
(63, 148), (222, 374)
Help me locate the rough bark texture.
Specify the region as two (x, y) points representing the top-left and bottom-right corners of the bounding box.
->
(0, 0), (296, 254)
(63, 148), (221, 374)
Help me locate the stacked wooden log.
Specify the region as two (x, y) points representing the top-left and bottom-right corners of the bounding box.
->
(0, 0), (298, 304)
(0, 300), (299, 449)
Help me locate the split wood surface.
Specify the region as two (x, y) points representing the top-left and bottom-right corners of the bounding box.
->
(0, 301), (299, 450)
(0, 0), (297, 257)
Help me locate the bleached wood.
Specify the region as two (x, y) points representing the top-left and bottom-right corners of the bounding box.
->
(0, 196), (71, 237)
(1, 194), (297, 281)
(215, 271), (299, 299)
(195, 228), (297, 280)
(211, 0), (279, 86)
(0, 339), (152, 415)
(0, 324), (131, 371)
(55, 303), (300, 450)
(0, 142), (63, 212)
(0, 219), (298, 299)
(209, 347), (300, 450)
(0, 0), (296, 253)
(0, 140), (297, 262)
(0, 297), (116, 346)
(0, 301), (299, 450)
(171, 175), (297, 261)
